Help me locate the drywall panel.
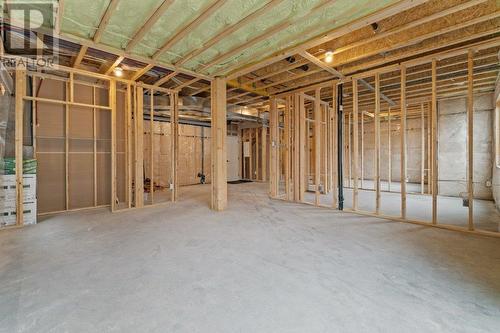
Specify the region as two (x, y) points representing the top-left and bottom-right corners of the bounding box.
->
(37, 154), (65, 213)
(69, 153), (94, 209)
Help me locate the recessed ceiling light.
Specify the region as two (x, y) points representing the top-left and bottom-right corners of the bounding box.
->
(113, 67), (124, 77)
(324, 50), (334, 63)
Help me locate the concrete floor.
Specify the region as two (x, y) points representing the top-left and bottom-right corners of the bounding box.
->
(1, 183), (500, 332)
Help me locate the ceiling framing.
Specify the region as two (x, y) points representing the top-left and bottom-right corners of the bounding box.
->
(1, 0), (498, 112)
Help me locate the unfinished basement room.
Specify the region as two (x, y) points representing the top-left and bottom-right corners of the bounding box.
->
(1, 0), (500, 331)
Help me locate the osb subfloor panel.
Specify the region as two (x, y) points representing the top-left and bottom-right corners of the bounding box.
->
(1, 183), (500, 332)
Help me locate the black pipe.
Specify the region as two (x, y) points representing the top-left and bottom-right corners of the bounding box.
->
(337, 84), (344, 211)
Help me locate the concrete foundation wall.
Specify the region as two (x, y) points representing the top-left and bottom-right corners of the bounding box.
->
(357, 116), (427, 185)
(350, 92), (495, 199)
(492, 82), (500, 210)
(438, 94), (494, 200)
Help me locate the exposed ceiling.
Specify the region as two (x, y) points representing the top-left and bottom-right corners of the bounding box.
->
(2, 0), (499, 113)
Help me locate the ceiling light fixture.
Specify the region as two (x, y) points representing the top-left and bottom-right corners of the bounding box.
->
(324, 50), (334, 63)
(113, 67), (124, 77)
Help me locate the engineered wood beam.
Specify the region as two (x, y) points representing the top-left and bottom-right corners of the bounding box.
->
(175, 0), (284, 67)
(125, 0), (175, 52)
(103, 56), (124, 75)
(176, 78), (201, 91)
(154, 71), (178, 87)
(204, 0), (334, 73)
(153, 0), (228, 61)
(300, 51), (345, 79)
(131, 64), (155, 81)
(73, 45), (88, 68)
(93, 0), (119, 43)
(226, 0), (429, 79)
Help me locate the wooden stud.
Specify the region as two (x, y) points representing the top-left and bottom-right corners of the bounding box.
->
(361, 110), (364, 189)
(352, 79), (359, 210)
(110, 80), (117, 211)
(262, 125), (267, 182)
(171, 92), (179, 202)
(256, 126), (260, 181)
(421, 103), (425, 194)
(314, 88), (321, 206)
(293, 94), (300, 200)
(284, 97), (290, 199)
(427, 101), (431, 195)
(93, 86), (97, 206)
(15, 67), (26, 226)
(299, 94), (306, 202)
(210, 77), (228, 211)
(401, 66), (408, 219)
(126, 84), (132, 208)
(65, 81), (69, 210)
(270, 98), (278, 197)
(150, 89), (154, 205)
(387, 107), (392, 192)
(375, 73), (381, 214)
(332, 84), (338, 208)
(431, 59), (438, 224)
(135, 86), (144, 208)
(467, 50), (474, 231)
(348, 113), (352, 188)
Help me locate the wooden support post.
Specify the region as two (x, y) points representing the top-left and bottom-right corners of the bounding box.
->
(427, 102), (432, 195)
(431, 60), (438, 224)
(171, 92), (179, 202)
(270, 98), (278, 197)
(150, 89), (154, 205)
(387, 107), (391, 192)
(322, 105), (328, 195)
(249, 128), (254, 180)
(110, 80), (117, 211)
(361, 110), (364, 189)
(467, 50), (474, 231)
(401, 67), (408, 219)
(284, 97), (290, 199)
(421, 103), (425, 195)
(348, 113), (352, 188)
(314, 89), (321, 205)
(256, 126), (260, 181)
(93, 87), (97, 206)
(32, 78), (37, 156)
(332, 84), (338, 208)
(293, 94), (300, 201)
(262, 125), (267, 182)
(375, 74), (381, 214)
(211, 77), (228, 211)
(299, 95), (306, 202)
(65, 81), (69, 210)
(352, 79), (359, 210)
(126, 84), (132, 208)
(135, 86), (144, 208)
(15, 67), (26, 226)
